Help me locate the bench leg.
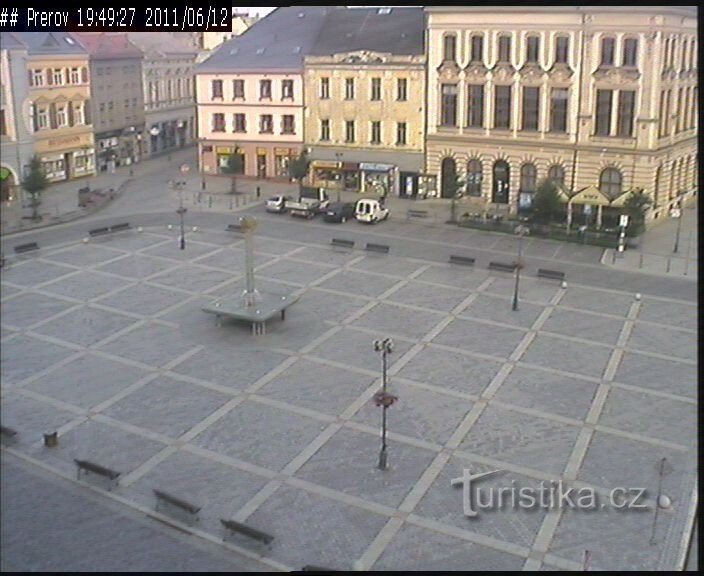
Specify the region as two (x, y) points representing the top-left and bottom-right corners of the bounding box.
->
(281, 309), (285, 321)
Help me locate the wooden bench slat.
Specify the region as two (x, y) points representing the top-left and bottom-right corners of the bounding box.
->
(153, 489), (201, 515)
(221, 518), (274, 545)
(449, 255), (475, 267)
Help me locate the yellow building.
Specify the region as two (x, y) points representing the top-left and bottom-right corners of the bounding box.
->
(18, 32), (95, 182)
(304, 7), (427, 197)
(425, 6), (697, 222)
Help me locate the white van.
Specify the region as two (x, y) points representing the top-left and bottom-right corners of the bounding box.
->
(355, 198), (389, 224)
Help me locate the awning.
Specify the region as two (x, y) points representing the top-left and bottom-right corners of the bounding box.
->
(567, 185), (611, 207)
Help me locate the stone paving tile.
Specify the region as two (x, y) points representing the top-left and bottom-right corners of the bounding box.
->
(289, 246), (362, 267)
(295, 427), (436, 508)
(193, 246), (275, 271)
(396, 345), (504, 397)
(0, 334), (78, 386)
(102, 376), (232, 438)
(432, 318), (527, 359)
(352, 302), (445, 341)
(39, 271), (134, 301)
(96, 284), (188, 316)
(385, 281), (468, 313)
(97, 323), (198, 368)
(352, 380), (474, 445)
(1, 293), (77, 329)
(635, 298), (697, 332)
(598, 387), (697, 447)
(245, 484), (389, 570)
(96, 253), (180, 279)
(42, 244), (127, 267)
(25, 353), (150, 409)
(350, 256), (427, 278)
(626, 322), (697, 361)
(140, 240), (221, 262)
(256, 359), (376, 416)
(293, 288), (370, 324)
(1, 326), (17, 340)
(206, 276), (294, 299)
(147, 265), (234, 294)
(457, 405), (581, 475)
(1, 283), (22, 299)
(191, 400), (328, 472)
(89, 231), (171, 251)
(460, 293), (545, 329)
(0, 394), (79, 445)
(316, 269), (402, 299)
(540, 308), (625, 346)
(257, 258), (336, 286)
(373, 522), (526, 571)
(0, 259), (77, 287)
(413, 455), (547, 549)
(251, 238), (305, 256)
(413, 265), (492, 291)
(33, 306), (140, 347)
(558, 286), (635, 317)
(494, 365), (599, 421)
(520, 334), (613, 379)
(613, 352), (696, 399)
(484, 275), (560, 305)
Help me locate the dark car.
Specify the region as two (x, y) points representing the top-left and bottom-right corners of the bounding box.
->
(323, 202), (356, 223)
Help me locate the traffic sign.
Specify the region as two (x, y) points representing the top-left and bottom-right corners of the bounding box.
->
(619, 214), (630, 227)
(670, 208), (681, 218)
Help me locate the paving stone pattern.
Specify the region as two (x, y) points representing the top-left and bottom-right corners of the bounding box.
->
(0, 226), (696, 571)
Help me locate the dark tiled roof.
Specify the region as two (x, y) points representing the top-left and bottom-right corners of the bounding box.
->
(0, 32), (26, 50)
(6, 32), (87, 55)
(196, 6), (332, 73)
(310, 7), (425, 57)
(72, 33), (143, 60)
(126, 33), (198, 58)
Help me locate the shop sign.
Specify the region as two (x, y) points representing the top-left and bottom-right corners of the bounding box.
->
(314, 161), (339, 169)
(47, 135), (82, 148)
(360, 162), (393, 172)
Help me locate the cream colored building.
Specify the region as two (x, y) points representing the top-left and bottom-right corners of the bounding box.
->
(425, 6), (697, 222)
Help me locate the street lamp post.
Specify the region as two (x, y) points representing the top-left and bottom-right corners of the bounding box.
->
(673, 199), (683, 253)
(334, 152), (343, 202)
(373, 338), (397, 471)
(512, 225), (529, 311)
(174, 180), (187, 250)
(201, 146), (207, 191)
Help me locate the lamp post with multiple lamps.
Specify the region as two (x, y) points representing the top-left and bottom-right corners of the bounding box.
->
(334, 152), (343, 202)
(373, 338), (397, 471)
(174, 164), (189, 250)
(672, 198), (683, 253)
(512, 225), (529, 311)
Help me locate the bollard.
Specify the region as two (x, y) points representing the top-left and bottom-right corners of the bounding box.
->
(639, 253), (644, 269)
(44, 432), (58, 448)
(666, 258), (671, 273)
(208, 195), (213, 208)
(256, 186), (261, 199)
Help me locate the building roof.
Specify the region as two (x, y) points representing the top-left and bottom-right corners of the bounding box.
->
(309, 7), (425, 57)
(126, 33), (198, 59)
(4, 32), (87, 55)
(196, 6), (331, 73)
(0, 32), (26, 50)
(71, 33), (143, 60)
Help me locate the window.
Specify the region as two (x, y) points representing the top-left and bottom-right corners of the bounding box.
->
(370, 121), (381, 144)
(498, 35), (511, 63)
(622, 38), (638, 68)
(467, 84), (484, 128)
(282, 115), (295, 134)
(440, 84), (458, 126)
(397, 78), (407, 101)
(260, 114), (273, 133)
(211, 79), (223, 99)
(396, 122), (407, 145)
(599, 168), (622, 197)
(320, 77), (330, 99)
(470, 35), (484, 63)
(600, 37), (615, 66)
(70, 68), (80, 84)
(81, 67), (88, 84)
(282, 79), (294, 99)
(212, 113), (225, 132)
(522, 86), (540, 131)
(31, 69), (44, 87)
(233, 79), (245, 99)
(259, 79), (271, 99)
(548, 165), (565, 188)
(617, 90), (636, 137)
(443, 34), (457, 62)
(520, 164), (537, 193)
(320, 119), (330, 141)
(56, 105), (67, 127)
(99, 102), (105, 113)
(74, 102), (85, 125)
(466, 159), (483, 196)
(345, 120), (355, 143)
(36, 106), (49, 130)
(494, 85), (512, 129)
(680, 39), (688, 71)
(0, 109), (6, 136)
(233, 113), (246, 132)
(555, 36), (569, 64)
(345, 78), (355, 100)
(550, 88), (568, 133)
(371, 78), (381, 101)
(595, 89), (613, 136)
(526, 35), (540, 63)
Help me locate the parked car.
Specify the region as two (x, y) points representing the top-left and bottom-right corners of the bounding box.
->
(324, 202), (356, 223)
(300, 186), (330, 212)
(287, 197), (320, 219)
(265, 195), (292, 213)
(355, 198), (389, 224)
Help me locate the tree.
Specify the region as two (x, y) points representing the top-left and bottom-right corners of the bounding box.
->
(288, 151), (310, 197)
(531, 179), (563, 224)
(622, 189), (652, 237)
(221, 151), (244, 194)
(22, 156), (49, 221)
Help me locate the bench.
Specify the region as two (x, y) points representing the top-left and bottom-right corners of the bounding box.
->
(88, 223), (131, 237)
(365, 243), (390, 254)
(1, 425), (18, 445)
(449, 255), (476, 267)
(226, 223), (242, 232)
(74, 459), (120, 489)
(110, 222), (131, 232)
(488, 261), (516, 273)
(153, 489), (201, 524)
(14, 242), (39, 254)
(88, 227), (111, 237)
(331, 238), (355, 250)
(536, 268), (565, 281)
(406, 209), (430, 220)
(220, 518), (274, 546)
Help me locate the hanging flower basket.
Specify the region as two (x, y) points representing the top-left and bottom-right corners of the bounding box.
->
(373, 391), (398, 408)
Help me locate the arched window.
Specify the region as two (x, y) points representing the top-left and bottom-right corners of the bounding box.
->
(520, 163), (537, 193)
(441, 157), (458, 199)
(466, 159), (483, 196)
(492, 160), (510, 204)
(548, 165), (565, 189)
(599, 167), (622, 198)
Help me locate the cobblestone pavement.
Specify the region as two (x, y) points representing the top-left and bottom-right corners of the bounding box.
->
(0, 210), (696, 571)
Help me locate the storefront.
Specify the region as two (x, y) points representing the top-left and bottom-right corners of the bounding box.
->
(35, 131), (95, 182)
(360, 163), (394, 196)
